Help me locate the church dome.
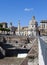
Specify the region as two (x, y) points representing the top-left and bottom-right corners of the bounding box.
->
(29, 16), (37, 25)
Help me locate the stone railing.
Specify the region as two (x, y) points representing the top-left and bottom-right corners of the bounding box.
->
(20, 38), (37, 65)
(20, 57), (28, 65)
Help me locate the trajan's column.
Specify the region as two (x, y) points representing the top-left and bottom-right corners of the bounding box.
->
(18, 20), (20, 35)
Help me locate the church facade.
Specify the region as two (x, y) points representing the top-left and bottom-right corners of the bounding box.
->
(28, 16), (38, 36)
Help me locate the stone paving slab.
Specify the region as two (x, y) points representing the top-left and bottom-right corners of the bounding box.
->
(0, 57), (23, 65)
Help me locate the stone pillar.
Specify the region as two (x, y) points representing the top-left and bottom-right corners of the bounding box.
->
(18, 20), (20, 35)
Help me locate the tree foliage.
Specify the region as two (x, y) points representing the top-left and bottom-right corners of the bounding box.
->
(0, 28), (10, 31)
(0, 24), (2, 27)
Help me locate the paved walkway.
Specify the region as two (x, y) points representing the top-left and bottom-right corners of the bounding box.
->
(40, 36), (47, 43)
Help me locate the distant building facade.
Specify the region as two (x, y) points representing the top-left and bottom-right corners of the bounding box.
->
(40, 20), (47, 35)
(1, 22), (8, 28)
(0, 22), (8, 34)
(0, 16), (47, 36)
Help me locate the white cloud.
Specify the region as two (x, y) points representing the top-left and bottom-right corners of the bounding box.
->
(24, 8), (33, 12)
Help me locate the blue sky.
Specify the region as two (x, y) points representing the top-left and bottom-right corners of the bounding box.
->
(0, 0), (47, 27)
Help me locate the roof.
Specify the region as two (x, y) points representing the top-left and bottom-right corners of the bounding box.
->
(40, 20), (47, 23)
(15, 26), (28, 31)
(0, 22), (7, 24)
(22, 26), (28, 28)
